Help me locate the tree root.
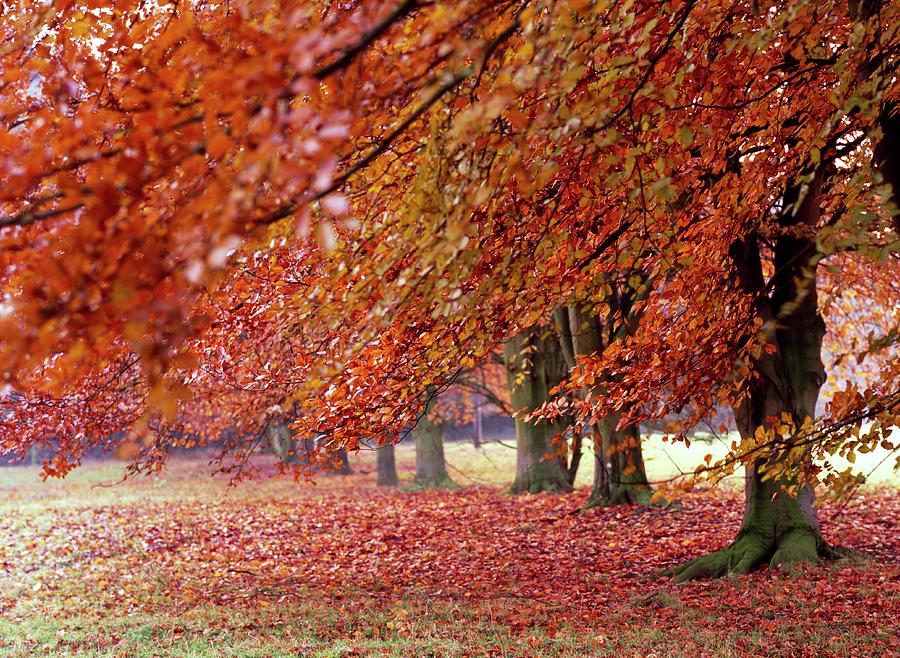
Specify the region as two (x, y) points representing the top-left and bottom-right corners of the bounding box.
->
(409, 477), (458, 491)
(508, 479), (572, 494)
(509, 463), (573, 494)
(664, 529), (843, 581)
(585, 485), (656, 509)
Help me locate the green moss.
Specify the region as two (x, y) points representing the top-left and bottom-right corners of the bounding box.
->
(509, 460), (572, 494)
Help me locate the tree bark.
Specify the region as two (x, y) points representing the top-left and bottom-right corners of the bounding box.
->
(504, 328), (572, 494)
(875, 102), (900, 234)
(414, 393), (455, 488)
(670, 171), (837, 580)
(473, 397), (483, 449)
(332, 448), (353, 475)
(565, 303), (652, 506)
(848, 0), (900, 231)
(268, 422), (298, 464)
(376, 443), (398, 487)
(566, 428), (583, 486)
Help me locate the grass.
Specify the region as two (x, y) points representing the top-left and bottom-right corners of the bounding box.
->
(1, 439), (898, 657)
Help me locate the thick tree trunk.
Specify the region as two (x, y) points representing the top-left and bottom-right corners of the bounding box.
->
(670, 172), (837, 580)
(376, 443), (398, 487)
(414, 394), (455, 488)
(875, 102), (900, 234)
(848, 0), (900, 227)
(504, 328), (572, 494)
(566, 303), (651, 506)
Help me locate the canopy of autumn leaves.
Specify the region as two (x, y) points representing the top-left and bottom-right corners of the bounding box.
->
(0, 0), (898, 488)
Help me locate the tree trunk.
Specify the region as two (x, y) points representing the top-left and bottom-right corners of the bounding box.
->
(671, 172), (837, 580)
(566, 427), (583, 486)
(414, 393), (455, 488)
(565, 303), (651, 506)
(875, 102), (900, 234)
(332, 448), (353, 475)
(268, 422), (297, 464)
(473, 398), (483, 449)
(376, 443), (398, 487)
(849, 0), (900, 230)
(504, 328), (572, 494)
(587, 422), (652, 507)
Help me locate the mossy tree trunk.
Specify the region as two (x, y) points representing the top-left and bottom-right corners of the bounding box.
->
(414, 391), (455, 488)
(563, 303), (651, 506)
(587, 419), (652, 507)
(376, 443), (398, 487)
(670, 171), (837, 580)
(504, 328), (572, 494)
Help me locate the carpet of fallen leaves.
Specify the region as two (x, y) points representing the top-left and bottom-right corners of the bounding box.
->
(1, 450), (898, 657)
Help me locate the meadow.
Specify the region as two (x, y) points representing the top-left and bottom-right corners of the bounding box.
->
(1, 439), (897, 658)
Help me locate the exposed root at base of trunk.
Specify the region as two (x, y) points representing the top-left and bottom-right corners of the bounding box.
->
(508, 462), (573, 495)
(410, 477), (458, 490)
(664, 529), (841, 581)
(508, 480), (573, 494)
(585, 485), (655, 509)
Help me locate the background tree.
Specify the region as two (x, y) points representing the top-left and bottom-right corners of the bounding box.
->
(413, 389), (455, 489)
(504, 327), (572, 494)
(376, 443), (398, 487)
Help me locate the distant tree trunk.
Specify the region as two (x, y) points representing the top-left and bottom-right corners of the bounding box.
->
(268, 422), (297, 463)
(566, 427), (583, 486)
(333, 448), (353, 475)
(671, 171), (838, 580)
(555, 308), (582, 486)
(504, 328), (572, 494)
(376, 443), (398, 487)
(564, 303), (651, 506)
(414, 391), (455, 488)
(473, 398), (483, 449)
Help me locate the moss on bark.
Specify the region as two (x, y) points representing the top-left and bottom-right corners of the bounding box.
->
(667, 467), (834, 581)
(586, 424), (652, 508)
(414, 394), (455, 489)
(504, 329), (572, 494)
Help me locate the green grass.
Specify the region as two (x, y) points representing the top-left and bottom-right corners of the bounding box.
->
(3, 432), (896, 510)
(440, 432), (900, 489)
(2, 590), (895, 658)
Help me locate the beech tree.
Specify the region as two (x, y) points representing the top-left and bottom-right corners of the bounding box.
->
(413, 390), (455, 489)
(376, 443), (398, 487)
(504, 327), (572, 494)
(557, 279), (653, 507)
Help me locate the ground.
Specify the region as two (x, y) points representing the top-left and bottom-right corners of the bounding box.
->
(0, 440), (898, 657)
